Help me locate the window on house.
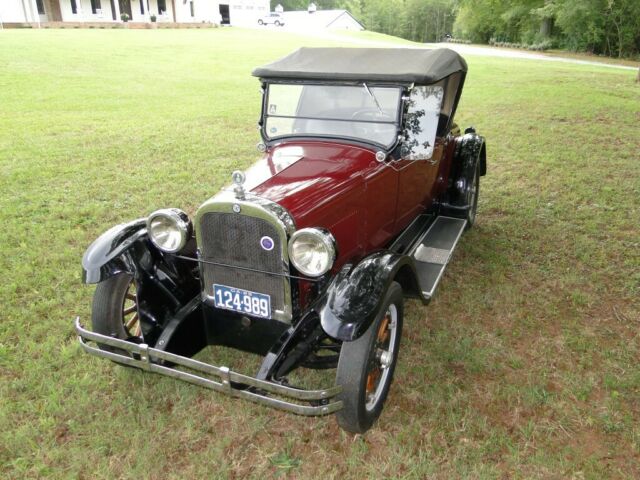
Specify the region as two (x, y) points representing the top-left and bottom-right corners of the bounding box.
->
(90, 0), (102, 14)
(139, 0), (144, 14)
(36, 0), (45, 14)
(70, 0), (77, 14)
(157, 0), (166, 13)
(189, 1), (194, 17)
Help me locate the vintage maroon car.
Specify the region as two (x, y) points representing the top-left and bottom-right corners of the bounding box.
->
(75, 47), (486, 433)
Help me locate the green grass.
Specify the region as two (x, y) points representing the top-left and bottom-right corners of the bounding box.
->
(1, 27), (639, 479)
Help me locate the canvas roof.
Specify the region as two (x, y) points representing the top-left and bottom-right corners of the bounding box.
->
(252, 47), (468, 84)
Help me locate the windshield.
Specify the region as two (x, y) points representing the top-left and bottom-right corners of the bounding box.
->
(264, 84), (402, 148)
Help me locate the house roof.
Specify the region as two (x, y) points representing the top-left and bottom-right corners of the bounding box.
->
(252, 47), (468, 84)
(280, 10), (364, 30)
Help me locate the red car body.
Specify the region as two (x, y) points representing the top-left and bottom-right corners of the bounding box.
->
(76, 47), (487, 433)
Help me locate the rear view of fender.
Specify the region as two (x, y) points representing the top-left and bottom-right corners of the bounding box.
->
(317, 252), (421, 342)
(456, 130), (486, 178)
(82, 219), (147, 284)
(441, 130), (486, 214)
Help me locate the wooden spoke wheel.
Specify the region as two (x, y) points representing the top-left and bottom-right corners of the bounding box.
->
(91, 274), (143, 361)
(122, 282), (141, 338)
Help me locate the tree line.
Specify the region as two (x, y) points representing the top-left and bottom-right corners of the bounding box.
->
(275, 0), (640, 58)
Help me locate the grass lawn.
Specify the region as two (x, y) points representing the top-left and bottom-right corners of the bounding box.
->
(1, 27), (639, 479)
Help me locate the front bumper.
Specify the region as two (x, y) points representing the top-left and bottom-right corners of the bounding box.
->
(74, 318), (342, 416)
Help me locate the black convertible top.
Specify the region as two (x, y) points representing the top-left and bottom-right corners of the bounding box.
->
(252, 47), (467, 84)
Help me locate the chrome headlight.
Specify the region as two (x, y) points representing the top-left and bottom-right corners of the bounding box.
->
(288, 228), (336, 277)
(146, 208), (191, 253)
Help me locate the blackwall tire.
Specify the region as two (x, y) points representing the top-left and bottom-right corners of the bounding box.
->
(91, 273), (142, 361)
(335, 282), (403, 434)
(466, 165), (480, 229)
(258, 19), (264, 25)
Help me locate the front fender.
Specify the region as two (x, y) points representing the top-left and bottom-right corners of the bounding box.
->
(82, 219), (147, 284)
(82, 218), (200, 346)
(317, 251), (419, 342)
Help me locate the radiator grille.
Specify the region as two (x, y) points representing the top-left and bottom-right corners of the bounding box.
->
(198, 212), (285, 316)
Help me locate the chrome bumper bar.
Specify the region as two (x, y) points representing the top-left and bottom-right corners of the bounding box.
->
(74, 318), (342, 416)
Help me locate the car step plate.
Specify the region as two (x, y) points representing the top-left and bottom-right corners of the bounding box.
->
(409, 216), (467, 299)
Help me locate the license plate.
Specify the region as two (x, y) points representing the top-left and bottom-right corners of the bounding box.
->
(213, 284), (271, 319)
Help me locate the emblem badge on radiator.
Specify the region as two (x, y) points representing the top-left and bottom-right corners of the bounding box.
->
(260, 236), (274, 251)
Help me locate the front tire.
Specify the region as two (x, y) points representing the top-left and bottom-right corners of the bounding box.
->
(257, 19), (264, 25)
(335, 282), (403, 433)
(274, 20), (281, 26)
(91, 273), (143, 360)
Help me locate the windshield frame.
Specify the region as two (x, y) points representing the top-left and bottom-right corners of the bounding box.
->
(259, 80), (410, 151)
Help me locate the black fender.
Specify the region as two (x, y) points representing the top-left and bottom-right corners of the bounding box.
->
(317, 251), (421, 342)
(444, 129), (486, 210)
(82, 219), (147, 284)
(81, 219), (200, 347)
(455, 129), (486, 180)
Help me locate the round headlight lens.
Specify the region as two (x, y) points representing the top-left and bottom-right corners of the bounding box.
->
(146, 208), (191, 253)
(288, 228), (336, 277)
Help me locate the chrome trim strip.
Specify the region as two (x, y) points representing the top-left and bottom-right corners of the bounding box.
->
(75, 318), (342, 416)
(174, 255), (319, 282)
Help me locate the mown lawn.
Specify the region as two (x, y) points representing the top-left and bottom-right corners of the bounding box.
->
(0, 27), (638, 479)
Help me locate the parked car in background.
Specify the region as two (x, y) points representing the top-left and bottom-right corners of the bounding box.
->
(76, 47), (487, 434)
(258, 12), (285, 26)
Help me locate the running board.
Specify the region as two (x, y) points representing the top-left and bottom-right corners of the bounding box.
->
(409, 216), (467, 300)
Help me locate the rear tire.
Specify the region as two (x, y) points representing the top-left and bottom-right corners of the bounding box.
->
(466, 164), (480, 228)
(258, 19), (263, 25)
(274, 20), (281, 26)
(91, 274), (143, 361)
(335, 282), (403, 433)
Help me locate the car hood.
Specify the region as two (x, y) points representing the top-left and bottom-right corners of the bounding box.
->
(245, 141), (376, 225)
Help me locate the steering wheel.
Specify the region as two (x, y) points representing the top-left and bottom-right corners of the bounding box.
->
(350, 108), (393, 121)
(350, 109), (393, 138)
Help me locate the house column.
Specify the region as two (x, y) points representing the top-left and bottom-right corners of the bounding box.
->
(112, 0), (121, 21)
(47, 0), (63, 21)
(29, 0), (41, 26)
(76, 0), (85, 21)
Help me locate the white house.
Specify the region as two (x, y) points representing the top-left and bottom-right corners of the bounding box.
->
(280, 8), (363, 31)
(0, 0), (269, 25)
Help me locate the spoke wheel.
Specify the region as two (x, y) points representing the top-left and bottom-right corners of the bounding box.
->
(365, 305), (398, 411)
(335, 282), (403, 434)
(91, 274), (143, 362)
(466, 164), (480, 228)
(122, 282), (141, 338)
